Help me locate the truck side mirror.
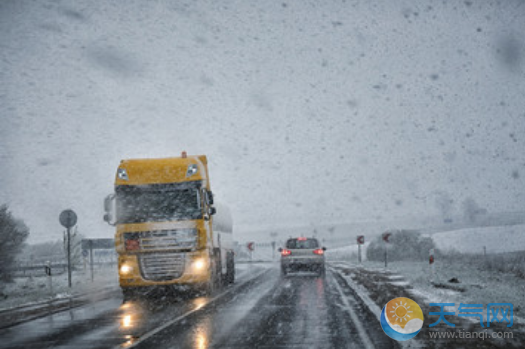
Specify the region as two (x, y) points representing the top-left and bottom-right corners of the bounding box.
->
(208, 206), (217, 216)
(104, 194), (113, 212)
(103, 194), (116, 225)
(206, 191), (214, 205)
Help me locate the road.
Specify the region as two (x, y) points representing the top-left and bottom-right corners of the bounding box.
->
(0, 263), (398, 349)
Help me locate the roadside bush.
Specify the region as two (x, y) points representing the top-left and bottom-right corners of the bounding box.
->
(0, 205), (30, 282)
(366, 230), (437, 262)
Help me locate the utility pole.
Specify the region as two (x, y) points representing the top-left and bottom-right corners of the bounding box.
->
(382, 232), (391, 268)
(67, 226), (71, 287)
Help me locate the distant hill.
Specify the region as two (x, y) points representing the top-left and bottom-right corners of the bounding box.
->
(431, 225), (525, 254)
(237, 211), (525, 254)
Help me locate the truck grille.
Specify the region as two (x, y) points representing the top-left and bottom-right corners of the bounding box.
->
(139, 253), (185, 281)
(127, 229), (197, 251)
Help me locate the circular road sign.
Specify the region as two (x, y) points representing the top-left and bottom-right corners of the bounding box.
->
(59, 209), (77, 228)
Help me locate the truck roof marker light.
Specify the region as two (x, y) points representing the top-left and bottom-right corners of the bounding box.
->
(186, 164), (198, 177)
(181, 151), (187, 158)
(117, 168), (129, 181)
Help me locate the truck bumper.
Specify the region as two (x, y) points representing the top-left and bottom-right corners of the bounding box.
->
(118, 250), (212, 287)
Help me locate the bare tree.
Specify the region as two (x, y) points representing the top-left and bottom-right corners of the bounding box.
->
(0, 205), (30, 282)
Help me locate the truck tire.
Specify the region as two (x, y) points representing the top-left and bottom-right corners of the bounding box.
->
(225, 252), (235, 284)
(205, 251), (222, 295)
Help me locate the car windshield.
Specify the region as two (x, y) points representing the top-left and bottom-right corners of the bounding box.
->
(3, 1), (525, 348)
(286, 239), (319, 249)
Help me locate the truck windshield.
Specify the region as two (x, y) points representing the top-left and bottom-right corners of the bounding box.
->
(116, 183), (202, 223)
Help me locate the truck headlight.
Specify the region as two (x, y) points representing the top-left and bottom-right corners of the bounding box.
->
(192, 258), (207, 272)
(120, 264), (133, 274)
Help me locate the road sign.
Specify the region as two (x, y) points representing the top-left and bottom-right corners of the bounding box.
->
(60, 209), (77, 288)
(247, 242), (255, 251)
(59, 209), (77, 228)
(82, 249), (89, 257)
(382, 232), (391, 243)
(357, 235), (365, 245)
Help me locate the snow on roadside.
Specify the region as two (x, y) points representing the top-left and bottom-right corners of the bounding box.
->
(338, 260), (525, 325)
(0, 265), (119, 311)
(331, 263), (424, 349)
(333, 260), (525, 348)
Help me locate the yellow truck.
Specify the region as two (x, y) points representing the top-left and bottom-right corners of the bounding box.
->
(103, 152), (234, 296)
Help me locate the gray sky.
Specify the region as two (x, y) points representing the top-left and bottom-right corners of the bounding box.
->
(1, 0), (524, 243)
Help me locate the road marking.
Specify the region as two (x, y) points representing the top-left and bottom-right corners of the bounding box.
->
(116, 268), (270, 349)
(329, 269), (375, 349)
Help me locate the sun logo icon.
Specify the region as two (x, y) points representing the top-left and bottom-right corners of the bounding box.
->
(380, 297), (424, 341)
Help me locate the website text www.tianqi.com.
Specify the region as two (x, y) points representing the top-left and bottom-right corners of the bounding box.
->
(429, 330), (514, 340)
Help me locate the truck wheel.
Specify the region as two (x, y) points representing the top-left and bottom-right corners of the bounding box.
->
(226, 252), (235, 284)
(204, 268), (216, 295)
(205, 254), (222, 295)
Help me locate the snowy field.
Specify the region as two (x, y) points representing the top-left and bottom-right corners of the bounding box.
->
(432, 224), (525, 254)
(0, 264), (119, 311)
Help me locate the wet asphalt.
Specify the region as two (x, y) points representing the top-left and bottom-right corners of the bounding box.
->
(0, 263), (398, 349)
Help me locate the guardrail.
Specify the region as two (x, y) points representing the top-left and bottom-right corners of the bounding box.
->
(8, 261), (117, 277)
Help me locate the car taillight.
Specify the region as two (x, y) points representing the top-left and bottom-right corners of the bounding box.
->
(281, 249), (292, 256)
(124, 233), (140, 251)
(313, 249), (324, 255)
